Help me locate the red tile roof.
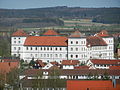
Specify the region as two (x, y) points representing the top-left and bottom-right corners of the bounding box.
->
(36, 60), (45, 67)
(109, 66), (120, 70)
(87, 36), (107, 46)
(74, 66), (89, 69)
(61, 60), (80, 65)
(67, 80), (119, 90)
(69, 30), (85, 37)
(12, 29), (28, 37)
(1, 59), (19, 62)
(43, 30), (59, 36)
(24, 36), (67, 46)
(23, 69), (120, 76)
(91, 59), (120, 65)
(50, 61), (59, 65)
(96, 30), (110, 37)
(0, 62), (19, 73)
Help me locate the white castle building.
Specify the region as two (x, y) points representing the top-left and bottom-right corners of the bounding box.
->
(11, 29), (114, 63)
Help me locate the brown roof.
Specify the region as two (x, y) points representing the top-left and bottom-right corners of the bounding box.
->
(0, 62), (19, 73)
(12, 29), (28, 37)
(61, 60), (80, 65)
(74, 66), (89, 69)
(109, 66), (120, 70)
(91, 59), (120, 65)
(43, 30), (59, 36)
(24, 36), (67, 46)
(69, 30), (85, 38)
(87, 36), (107, 46)
(23, 69), (120, 76)
(96, 30), (110, 37)
(36, 60), (45, 67)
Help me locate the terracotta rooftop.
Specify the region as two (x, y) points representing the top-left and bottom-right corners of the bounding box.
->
(12, 29), (28, 37)
(91, 59), (120, 65)
(109, 66), (120, 70)
(43, 30), (59, 36)
(24, 36), (67, 46)
(96, 30), (110, 37)
(36, 60), (45, 67)
(67, 80), (120, 90)
(87, 36), (107, 46)
(0, 61), (19, 73)
(22, 69), (120, 76)
(69, 30), (85, 38)
(61, 60), (80, 65)
(74, 66), (89, 69)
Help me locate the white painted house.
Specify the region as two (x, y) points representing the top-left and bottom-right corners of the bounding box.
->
(11, 29), (68, 62)
(87, 59), (120, 69)
(61, 60), (80, 69)
(11, 29), (114, 63)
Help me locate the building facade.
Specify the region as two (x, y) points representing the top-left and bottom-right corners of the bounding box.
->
(11, 29), (114, 63)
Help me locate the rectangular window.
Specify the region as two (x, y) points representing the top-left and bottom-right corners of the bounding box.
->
(18, 47), (20, 50)
(26, 47), (28, 50)
(14, 47), (16, 50)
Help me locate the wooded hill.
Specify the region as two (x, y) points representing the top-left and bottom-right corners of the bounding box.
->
(0, 6), (120, 28)
(0, 6), (120, 24)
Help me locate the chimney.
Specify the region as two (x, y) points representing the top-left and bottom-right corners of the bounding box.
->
(112, 76), (116, 88)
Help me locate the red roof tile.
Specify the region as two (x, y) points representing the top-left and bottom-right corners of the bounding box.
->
(69, 30), (85, 37)
(43, 30), (59, 36)
(24, 36), (67, 46)
(96, 30), (110, 37)
(50, 61), (59, 65)
(109, 66), (120, 70)
(12, 29), (28, 37)
(74, 66), (89, 69)
(91, 59), (120, 65)
(36, 60), (45, 67)
(67, 80), (118, 90)
(0, 62), (19, 73)
(87, 36), (107, 46)
(62, 60), (80, 65)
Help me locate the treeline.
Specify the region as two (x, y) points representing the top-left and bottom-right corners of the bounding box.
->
(0, 6), (120, 24)
(0, 18), (64, 28)
(23, 18), (64, 25)
(92, 14), (120, 24)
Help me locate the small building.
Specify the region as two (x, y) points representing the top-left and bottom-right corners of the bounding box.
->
(61, 60), (80, 69)
(87, 59), (120, 69)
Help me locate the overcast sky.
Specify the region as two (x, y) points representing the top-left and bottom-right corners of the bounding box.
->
(0, 0), (120, 9)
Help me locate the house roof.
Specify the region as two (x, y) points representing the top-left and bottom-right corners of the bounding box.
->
(50, 61), (59, 66)
(96, 30), (110, 37)
(109, 66), (120, 70)
(74, 66), (89, 69)
(67, 80), (118, 90)
(61, 60), (80, 65)
(12, 29), (28, 37)
(24, 36), (67, 46)
(91, 59), (120, 65)
(43, 30), (59, 36)
(69, 30), (85, 38)
(87, 36), (107, 46)
(0, 61), (19, 73)
(36, 60), (45, 67)
(1, 59), (19, 62)
(22, 69), (120, 76)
